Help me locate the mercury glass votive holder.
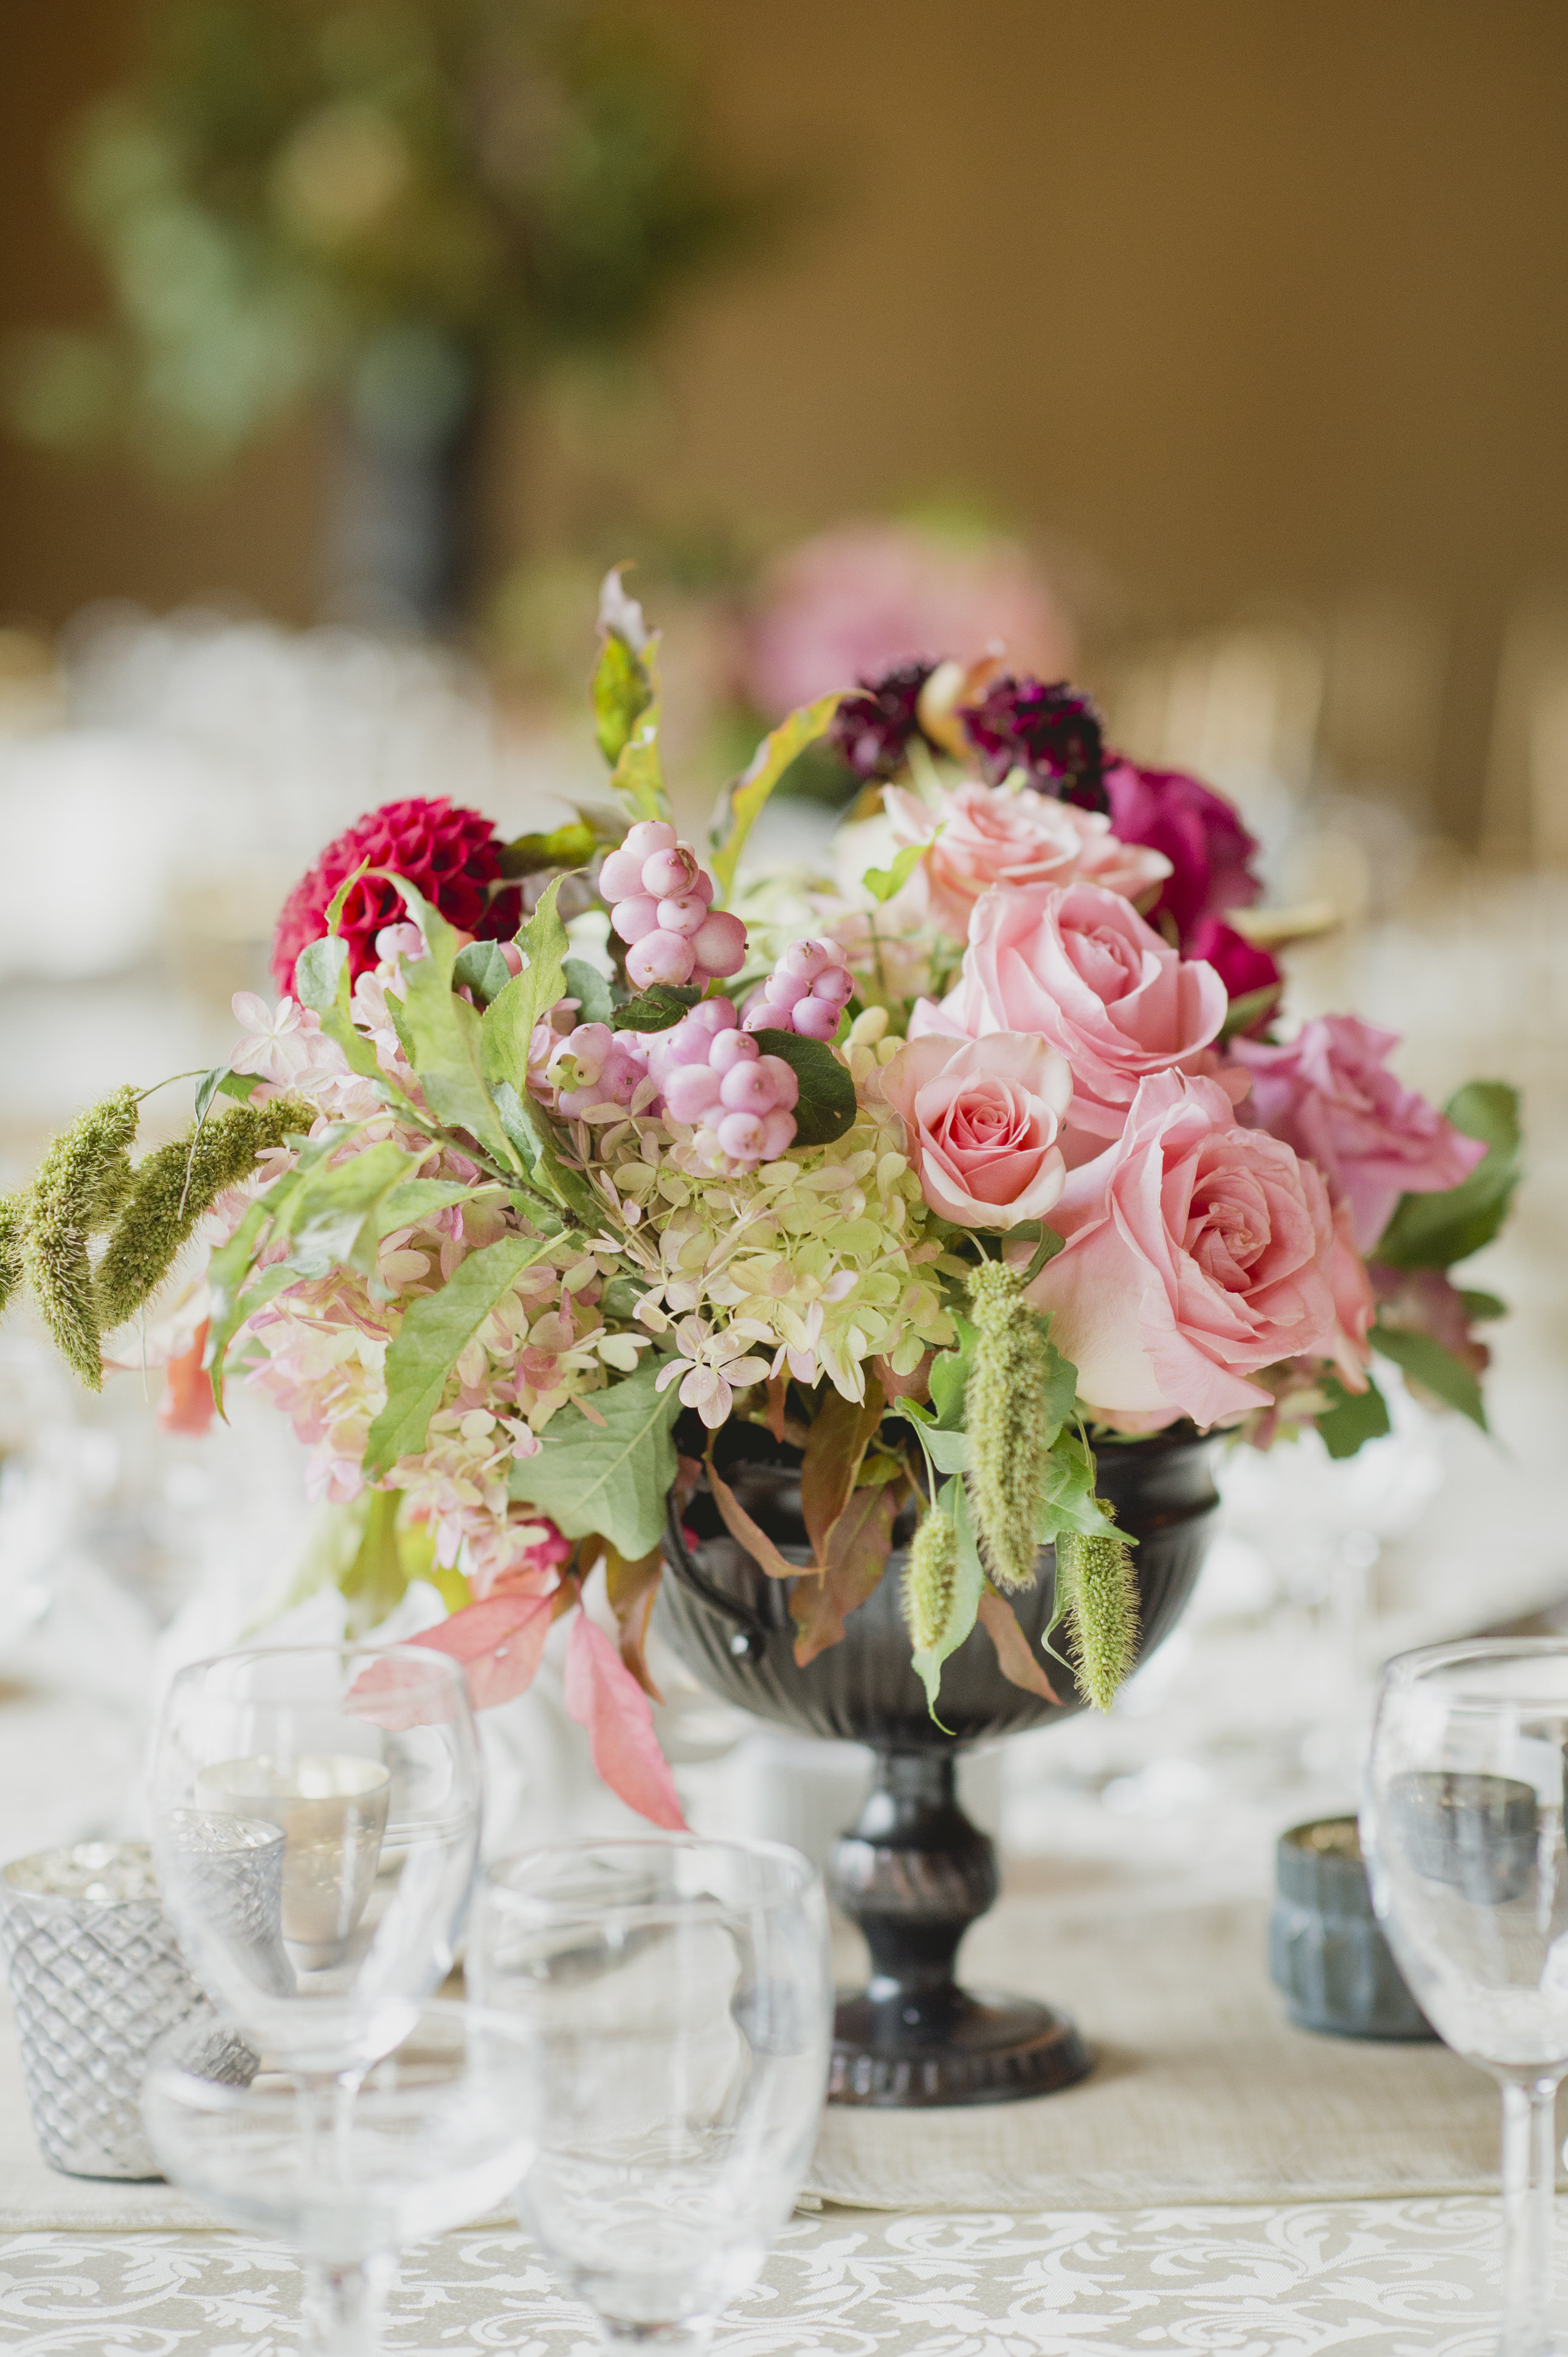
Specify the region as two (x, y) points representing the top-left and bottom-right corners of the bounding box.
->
(0, 1841), (224, 2179)
(194, 1754), (391, 1971)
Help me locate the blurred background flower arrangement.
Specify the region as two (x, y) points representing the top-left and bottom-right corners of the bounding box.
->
(0, 0), (1565, 1878)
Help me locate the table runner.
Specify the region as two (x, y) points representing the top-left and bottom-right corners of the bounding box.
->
(0, 1875), (1504, 2229)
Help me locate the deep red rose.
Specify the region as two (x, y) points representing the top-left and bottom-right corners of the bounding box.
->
(270, 797), (521, 994)
(1184, 916), (1281, 1029)
(1103, 758), (1262, 946)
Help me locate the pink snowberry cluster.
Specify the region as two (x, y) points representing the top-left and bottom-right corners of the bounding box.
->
(547, 1021), (651, 1119)
(744, 938), (855, 1041)
(648, 999), (800, 1168)
(598, 821), (748, 992)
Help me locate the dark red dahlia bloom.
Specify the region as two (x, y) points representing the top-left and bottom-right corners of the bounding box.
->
(270, 797), (522, 994)
(1103, 759), (1262, 947)
(829, 660), (939, 783)
(1184, 916), (1280, 1027)
(958, 676), (1107, 811)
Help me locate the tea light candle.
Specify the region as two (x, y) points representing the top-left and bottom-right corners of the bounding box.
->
(195, 1754), (391, 1970)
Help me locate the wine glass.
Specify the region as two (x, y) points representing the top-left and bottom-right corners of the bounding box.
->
(149, 1644), (482, 2077)
(142, 1999), (538, 2357)
(471, 1836), (832, 2356)
(1363, 1639), (1568, 2357)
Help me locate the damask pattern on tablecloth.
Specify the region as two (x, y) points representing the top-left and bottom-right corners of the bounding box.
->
(0, 2199), (1535, 2357)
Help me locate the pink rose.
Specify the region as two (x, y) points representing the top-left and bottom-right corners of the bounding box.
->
(1233, 1015), (1487, 1254)
(1328, 1199), (1376, 1389)
(883, 780), (1170, 937)
(1025, 1073), (1346, 1430)
(1103, 760), (1262, 946)
(881, 1032), (1072, 1229)
(912, 881), (1228, 1162)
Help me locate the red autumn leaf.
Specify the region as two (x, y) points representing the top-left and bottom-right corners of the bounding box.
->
(159, 1320), (216, 1436)
(563, 1610), (686, 1830)
(976, 1587), (1060, 1702)
(704, 1452), (803, 1581)
(792, 1483), (898, 1667)
(409, 1588), (555, 1711)
(799, 1380), (885, 1560)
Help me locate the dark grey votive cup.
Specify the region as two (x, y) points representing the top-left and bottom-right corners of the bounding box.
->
(1269, 1815), (1436, 2041)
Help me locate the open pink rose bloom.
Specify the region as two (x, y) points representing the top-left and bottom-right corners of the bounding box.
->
(880, 1032), (1073, 1228)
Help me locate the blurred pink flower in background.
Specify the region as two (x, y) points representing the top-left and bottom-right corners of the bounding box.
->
(745, 520), (1076, 715)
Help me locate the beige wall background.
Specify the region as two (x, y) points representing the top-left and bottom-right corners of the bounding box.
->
(5, 1), (1568, 842)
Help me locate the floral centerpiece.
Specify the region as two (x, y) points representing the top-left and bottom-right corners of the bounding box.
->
(0, 579), (1521, 1824)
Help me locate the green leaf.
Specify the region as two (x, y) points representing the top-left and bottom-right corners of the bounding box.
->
(275, 1138), (421, 1279)
(862, 841), (927, 905)
(378, 874), (520, 1172)
(928, 1310), (977, 1431)
(499, 820), (600, 878)
(592, 633), (654, 769)
(204, 1187), (300, 1416)
(1373, 1323), (1488, 1430)
(922, 1426), (971, 1475)
(293, 933), (389, 1090)
(748, 1029), (857, 1146)
(563, 957), (616, 1027)
(339, 1487), (410, 1639)
(604, 622), (669, 823)
(1374, 1080), (1522, 1270)
(708, 694), (841, 902)
(373, 1177), (483, 1234)
(509, 1358), (682, 1560)
(613, 982), (702, 1033)
(1035, 1426), (1121, 1549)
(452, 941), (514, 1007)
(1459, 1289), (1508, 1322)
(364, 1233), (558, 1478)
(911, 1476), (986, 1718)
(480, 876), (570, 1100)
(1218, 982), (1283, 1044)
(1315, 1369), (1393, 1458)
(491, 1082), (598, 1224)
(194, 1067), (260, 1124)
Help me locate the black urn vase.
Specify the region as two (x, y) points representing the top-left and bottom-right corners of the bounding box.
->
(654, 1421), (1219, 2108)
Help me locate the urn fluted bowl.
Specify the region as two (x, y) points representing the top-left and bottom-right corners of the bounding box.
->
(654, 1418), (1218, 2109)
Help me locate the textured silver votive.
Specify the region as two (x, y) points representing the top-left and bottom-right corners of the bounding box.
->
(0, 1836), (269, 2180)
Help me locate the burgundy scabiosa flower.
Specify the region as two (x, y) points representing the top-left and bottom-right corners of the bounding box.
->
(271, 797), (522, 994)
(958, 675), (1108, 811)
(829, 660), (939, 783)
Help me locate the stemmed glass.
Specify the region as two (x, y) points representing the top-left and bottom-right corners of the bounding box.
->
(471, 1836), (832, 2356)
(1363, 1639), (1568, 2357)
(142, 1999), (539, 2357)
(148, 1644), (482, 2077)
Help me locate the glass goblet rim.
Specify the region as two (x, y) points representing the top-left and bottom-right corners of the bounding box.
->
(1378, 1635), (1568, 1713)
(165, 1639), (467, 1692)
(483, 1832), (821, 1923)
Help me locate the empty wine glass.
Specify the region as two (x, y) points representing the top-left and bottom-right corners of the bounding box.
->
(471, 1836), (832, 2355)
(142, 1999), (538, 2357)
(1363, 1639), (1568, 2357)
(150, 1644), (482, 2076)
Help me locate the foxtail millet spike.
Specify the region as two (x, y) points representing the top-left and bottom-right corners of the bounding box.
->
(965, 1256), (1051, 1593)
(902, 1503), (959, 1653)
(1058, 1526), (1139, 1711)
(21, 1086), (142, 1389)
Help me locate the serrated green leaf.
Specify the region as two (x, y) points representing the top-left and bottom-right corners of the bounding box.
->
(452, 941), (514, 1006)
(928, 1311), (977, 1431)
(748, 1028), (857, 1145)
(613, 982), (702, 1033)
(480, 876), (569, 1100)
(1374, 1080), (1522, 1270)
(373, 1177), (483, 1236)
(563, 957), (616, 1026)
(371, 873), (517, 1171)
(509, 1357), (682, 1560)
(364, 1233), (558, 1478)
(1315, 1369), (1393, 1458)
(1035, 1426), (1122, 1549)
(911, 1475), (985, 1718)
(205, 1185), (302, 1416)
(1373, 1322), (1488, 1429)
(294, 933), (389, 1090)
(708, 694), (841, 902)
(863, 841), (927, 905)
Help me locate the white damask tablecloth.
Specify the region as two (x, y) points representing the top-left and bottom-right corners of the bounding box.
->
(0, 2198), (1546, 2355)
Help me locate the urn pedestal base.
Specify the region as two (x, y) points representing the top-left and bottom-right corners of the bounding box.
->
(826, 1750), (1093, 2108)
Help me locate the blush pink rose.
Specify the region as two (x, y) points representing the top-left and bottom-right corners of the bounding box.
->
(1025, 1072), (1349, 1429)
(1327, 1199), (1376, 1389)
(911, 881), (1228, 1162)
(1233, 1015), (1487, 1254)
(881, 1032), (1072, 1228)
(883, 780), (1170, 938)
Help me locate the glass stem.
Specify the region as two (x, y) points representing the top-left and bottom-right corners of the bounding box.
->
(301, 2252), (395, 2357)
(1500, 2073), (1561, 2357)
